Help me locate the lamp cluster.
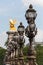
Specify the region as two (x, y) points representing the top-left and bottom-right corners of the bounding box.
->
(4, 4), (38, 65)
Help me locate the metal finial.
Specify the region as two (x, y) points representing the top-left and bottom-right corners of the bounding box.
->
(20, 22), (22, 26)
(29, 4), (33, 9)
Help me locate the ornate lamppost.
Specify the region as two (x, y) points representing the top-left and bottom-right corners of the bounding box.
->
(25, 4), (37, 65)
(17, 22), (25, 65)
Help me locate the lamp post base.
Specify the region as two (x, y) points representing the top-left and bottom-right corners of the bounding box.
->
(27, 46), (38, 65)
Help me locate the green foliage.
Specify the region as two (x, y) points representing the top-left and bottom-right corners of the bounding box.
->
(0, 47), (6, 65)
(35, 44), (43, 65)
(23, 45), (29, 56)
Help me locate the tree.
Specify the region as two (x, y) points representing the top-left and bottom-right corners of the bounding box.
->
(0, 47), (6, 65)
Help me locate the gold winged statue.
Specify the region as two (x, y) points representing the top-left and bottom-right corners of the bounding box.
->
(9, 19), (17, 31)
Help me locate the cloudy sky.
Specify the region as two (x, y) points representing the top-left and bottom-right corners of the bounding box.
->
(0, 0), (43, 48)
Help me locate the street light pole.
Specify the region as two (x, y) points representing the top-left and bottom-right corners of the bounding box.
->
(25, 4), (38, 65)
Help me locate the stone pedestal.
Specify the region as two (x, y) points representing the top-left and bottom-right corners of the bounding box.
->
(4, 31), (18, 65)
